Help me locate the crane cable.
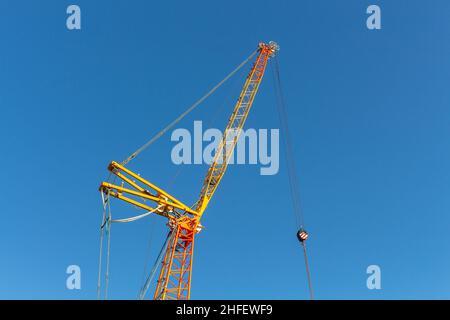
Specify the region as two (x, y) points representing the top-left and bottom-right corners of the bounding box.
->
(97, 192), (107, 299)
(97, 191), (113, 300)
(121, 49), (258, 166)
(110, 205), (163, 223)
(270, 56), (314, 300)
(271, 57), (304, 228)
(138, 230), (174, 300)
(97, 190), (165, 299)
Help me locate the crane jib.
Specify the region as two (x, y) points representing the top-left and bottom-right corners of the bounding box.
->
(196, 42), (279, 215)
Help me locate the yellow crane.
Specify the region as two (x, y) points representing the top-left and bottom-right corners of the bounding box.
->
(99, 41), (279, 300)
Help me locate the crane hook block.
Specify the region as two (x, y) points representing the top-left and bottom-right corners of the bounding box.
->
(297, 229), (309, 243)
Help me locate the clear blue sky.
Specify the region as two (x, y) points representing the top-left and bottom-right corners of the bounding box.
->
(1, 0), (449, 299)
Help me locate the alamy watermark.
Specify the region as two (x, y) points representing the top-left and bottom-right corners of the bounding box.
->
(366, 5), (381, 30)
(366, 264), (381, 290)
(171, 121), (279, 176)
(66, 264), (81, 290)
(66, 5), (81, 30)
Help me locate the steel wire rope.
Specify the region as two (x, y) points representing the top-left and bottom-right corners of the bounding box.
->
(138, 230), (174, 299)
(270, 56), (314, 300)
(121, 49), (258, 166)
(271, 57), (304, 228)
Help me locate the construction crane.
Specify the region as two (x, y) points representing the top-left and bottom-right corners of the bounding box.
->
(99, 41), (280, 300)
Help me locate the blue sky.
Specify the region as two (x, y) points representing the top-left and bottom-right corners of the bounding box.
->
(0, 0), (449, 299)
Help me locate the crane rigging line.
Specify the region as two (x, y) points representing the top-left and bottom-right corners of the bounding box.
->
(139, 215), (157, 292)
(110, 205), (163, 223)
(302, 241), (314, 300)
(97, 192), (108, 299)
(120, 49), (258, 166)
(104, 193), (112, 300)
(270, 56), (314, 300)
(97, 191), (164, 299)
(270, 57), (305, 228)
(97, 191), (113, 300)
(138, 230), (173, 300)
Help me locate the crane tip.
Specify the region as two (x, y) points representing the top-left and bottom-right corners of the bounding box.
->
(259, 41), (280, 57)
